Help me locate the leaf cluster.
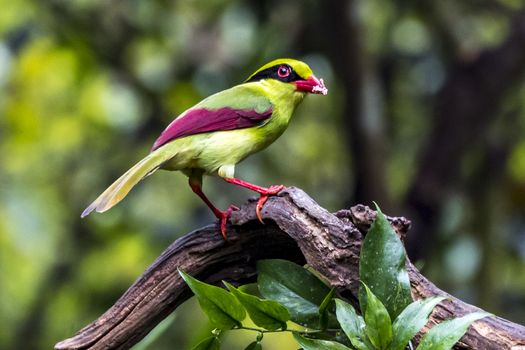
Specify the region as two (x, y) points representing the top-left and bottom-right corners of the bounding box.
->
(180, 206), (490, 350)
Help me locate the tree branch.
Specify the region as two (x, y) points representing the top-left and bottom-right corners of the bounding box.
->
(55, 187), (525, 350)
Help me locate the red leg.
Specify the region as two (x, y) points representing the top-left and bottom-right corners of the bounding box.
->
(223, 177), (285, 223)
(189, 177), (238, 240)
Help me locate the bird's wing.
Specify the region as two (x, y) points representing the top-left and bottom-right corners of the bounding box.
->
(151, 84), (273, 151)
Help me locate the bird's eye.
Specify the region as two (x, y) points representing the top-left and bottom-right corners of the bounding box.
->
(277, 65), (291, 78)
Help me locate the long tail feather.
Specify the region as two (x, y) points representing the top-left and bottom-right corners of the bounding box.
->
(81, 150), (173, 218)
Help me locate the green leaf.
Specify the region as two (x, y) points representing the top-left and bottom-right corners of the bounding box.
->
(416, 312), (490, 350)
(257, 259), (331, 327)
(359, 205), (412, 320)
(362, 283), (392, 350)
(191, 336), (221, 350)
(334, 299), (370, 350)
(318, 288), (336, 330)
(388, 297), (445, 350)
(319, 288), (336, 316)
(224, 281), (290, 331)
(293, 333), (352, 350)
(244, 341), (263, 350)
(179, 270), (246, 329)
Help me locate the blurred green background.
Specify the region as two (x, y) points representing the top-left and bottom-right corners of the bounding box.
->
(1, 0), (525, 349)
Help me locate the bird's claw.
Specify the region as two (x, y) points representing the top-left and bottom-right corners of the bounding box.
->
(219, 204), (239, 240)
(256, 185), (285, 224)
(255, 197), (267, 224)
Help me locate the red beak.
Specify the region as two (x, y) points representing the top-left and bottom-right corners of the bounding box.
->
(294, 75), (328, 95)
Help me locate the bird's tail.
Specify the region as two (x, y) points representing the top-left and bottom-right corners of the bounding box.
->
(81, 150), (173, 218)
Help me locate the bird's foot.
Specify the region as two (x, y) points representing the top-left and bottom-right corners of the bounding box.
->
(218, 204), (239, 240)
(255, 185), (285, 223)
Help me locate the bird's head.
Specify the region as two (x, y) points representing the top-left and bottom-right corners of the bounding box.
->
(245, 58), (328, 95)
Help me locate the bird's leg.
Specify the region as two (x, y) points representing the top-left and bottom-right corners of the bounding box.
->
(223, 177), (285, 224)
(188, 177), (238, 240)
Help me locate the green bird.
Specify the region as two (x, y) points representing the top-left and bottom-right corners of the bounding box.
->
(82, 58), (328, 239)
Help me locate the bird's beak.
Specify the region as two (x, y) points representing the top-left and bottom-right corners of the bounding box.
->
(294, 75), (328, 95)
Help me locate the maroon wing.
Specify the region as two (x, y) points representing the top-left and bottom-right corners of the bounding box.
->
(151, 106), (273, 152)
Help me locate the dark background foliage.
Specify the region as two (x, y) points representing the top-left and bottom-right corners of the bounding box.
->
(1, 0), (525, 348)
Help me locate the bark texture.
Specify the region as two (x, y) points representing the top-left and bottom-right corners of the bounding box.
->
(55, 187), (525, 350)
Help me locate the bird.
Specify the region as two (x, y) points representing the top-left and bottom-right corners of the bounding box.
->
(81, 58), (328, 239)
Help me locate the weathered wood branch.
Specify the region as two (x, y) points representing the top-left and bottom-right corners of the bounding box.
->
(55, 187), (525, 350)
